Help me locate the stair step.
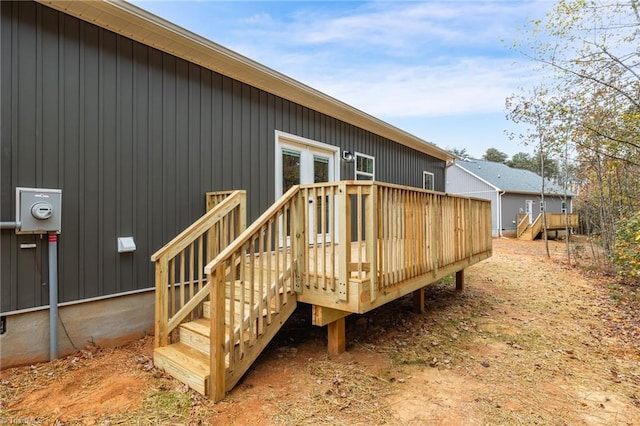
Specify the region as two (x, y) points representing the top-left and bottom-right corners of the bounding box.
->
(180, 318), (249, 356)
(179, 319), (210, 355)
(203, 299), (262, 323)
(203, 280), (282, 320)
(185, 318), (260, 356)
(154, 342), (209, 396)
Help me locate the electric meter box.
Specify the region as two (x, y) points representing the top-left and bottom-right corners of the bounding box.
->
(16, 187), (62, 234)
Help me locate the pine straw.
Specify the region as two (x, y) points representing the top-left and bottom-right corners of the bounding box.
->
(271, 358), (393, 425)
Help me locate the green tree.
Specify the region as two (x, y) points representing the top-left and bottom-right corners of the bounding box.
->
(447, 147), (471, 160)
(507, 151), (560, 182)
(482, 148), (508, 164)
(507, 152), (533, 170)
(509, 0), (640, 262)
(506, 87), (562, 257)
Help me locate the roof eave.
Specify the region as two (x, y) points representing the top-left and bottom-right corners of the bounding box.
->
(36, 0), (454, 162)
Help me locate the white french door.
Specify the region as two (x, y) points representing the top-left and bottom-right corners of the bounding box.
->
(275, 132), (339, 245)
(525, 200), (534, 224)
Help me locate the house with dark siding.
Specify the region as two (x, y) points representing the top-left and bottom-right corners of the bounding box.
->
(0, 0), (457, 368)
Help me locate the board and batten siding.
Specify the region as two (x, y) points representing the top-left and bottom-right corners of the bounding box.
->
(0, 1), (445, 312)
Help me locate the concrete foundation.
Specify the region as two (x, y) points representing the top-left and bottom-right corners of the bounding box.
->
(0, 289), (154, 369)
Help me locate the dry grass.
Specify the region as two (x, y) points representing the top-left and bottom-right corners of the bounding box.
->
(2, 238), (639, 425)
(271, 359), (393, 425)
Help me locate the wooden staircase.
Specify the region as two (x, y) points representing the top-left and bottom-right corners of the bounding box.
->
(518, 214), (543, 241)
(152, 188), (305, 401)
(151, 183), (494, 401)
(517, 212), (579, 240)
(154, 279), (296, 396)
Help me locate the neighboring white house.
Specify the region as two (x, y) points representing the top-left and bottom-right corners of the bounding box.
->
(446, 159), (574, 237)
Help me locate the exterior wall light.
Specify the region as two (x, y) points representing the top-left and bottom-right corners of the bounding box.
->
(342, 151), (355, 163)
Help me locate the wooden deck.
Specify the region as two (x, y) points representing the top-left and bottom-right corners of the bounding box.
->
(151, 182), (493, 401)
(517, 212), (579, 240)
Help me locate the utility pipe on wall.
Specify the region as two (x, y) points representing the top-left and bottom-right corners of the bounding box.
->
(0, 221), (21, 229)
(48, 232), (59, 360)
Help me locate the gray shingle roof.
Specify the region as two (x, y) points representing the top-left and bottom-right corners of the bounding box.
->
(456, 159), (574, 197)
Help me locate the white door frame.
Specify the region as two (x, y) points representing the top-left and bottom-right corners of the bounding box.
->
(274, 131), (340, 199)
(274, 131), (340, 245)
(525, 200), (534, 224)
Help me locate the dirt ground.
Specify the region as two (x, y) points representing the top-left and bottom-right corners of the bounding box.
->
(1, 238), (639, 425)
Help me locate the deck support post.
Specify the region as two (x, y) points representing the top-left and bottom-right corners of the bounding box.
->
(413, 288), (425, 313)
(327, 317), (346, 355)
(456, 269), (465, 292)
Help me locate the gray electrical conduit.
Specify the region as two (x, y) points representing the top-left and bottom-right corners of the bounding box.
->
(0, 221), (21, 229)
(48, 233), (58, 360)
(0, 222), (58, 360)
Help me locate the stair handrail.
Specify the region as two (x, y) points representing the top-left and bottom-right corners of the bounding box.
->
(203, 184), (304, 401)
(152, 190), (246, 348)
(203, 185), (302, 276)
(530, 213), (543, 238)
(516, 214), (530, 238)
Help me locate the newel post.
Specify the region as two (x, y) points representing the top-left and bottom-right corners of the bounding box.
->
(292, 189), (306, 293)
(337, 182), (351, 301)
(209, 265), (226, 401)
(365, 183), (378, 302)
(237, 191), (247, 235)
(154, 255), (169, 348)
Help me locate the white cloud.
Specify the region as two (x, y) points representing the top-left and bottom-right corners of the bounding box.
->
(308, 57), (540, 117)
(133, 0), (552, 155)
(236, 1), (547, 55)
(219, 1), (550, 117)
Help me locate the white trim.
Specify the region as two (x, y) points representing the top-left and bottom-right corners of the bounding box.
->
(449, 163), (501, 191)
(274, 131), (340, 245)
(274, 131), (340, 200)
(525, 200), (534, 224)
(354, 152), (375, 180)
(422, 171), (435, 190)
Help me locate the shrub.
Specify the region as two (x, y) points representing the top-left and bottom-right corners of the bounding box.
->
(611, 211), (640, 281)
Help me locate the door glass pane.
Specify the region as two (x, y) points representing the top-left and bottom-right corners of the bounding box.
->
(313, 155), (329, 183)
(282, 149), (301, 193)
(314, 155), (330, 235)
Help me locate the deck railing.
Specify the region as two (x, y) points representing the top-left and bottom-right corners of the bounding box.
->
(151, 190), (246, 347)
(374, 182), (491, 289)
(294, 182), (492, 307)
(298, 182), (341, 294)
(519, 212), (579, 239)
(517, 213), (530, 238)
(544, 212), (579, 229)
(155, 181), (491, 400)
(203, 185), (303, 400)
(206, 191), (238, 211)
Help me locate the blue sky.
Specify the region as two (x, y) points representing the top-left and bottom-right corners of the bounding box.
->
(132, 0), (552, 158)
